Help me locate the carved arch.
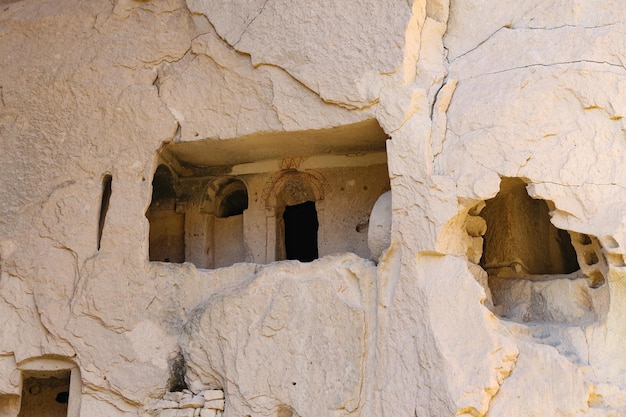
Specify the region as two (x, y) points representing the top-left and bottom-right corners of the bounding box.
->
(262, 170), (329, 208)
(203, 177), (249, 216)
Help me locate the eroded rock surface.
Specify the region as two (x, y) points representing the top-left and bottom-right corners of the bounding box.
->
(181, 254), (376, 417)
(1, 0), (626, 416)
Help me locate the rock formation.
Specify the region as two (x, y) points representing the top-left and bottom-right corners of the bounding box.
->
(1, 0), (625, 416)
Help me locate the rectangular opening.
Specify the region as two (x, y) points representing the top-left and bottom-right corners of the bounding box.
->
(283, 201), (319, 262)
(19, 370), (70, 417)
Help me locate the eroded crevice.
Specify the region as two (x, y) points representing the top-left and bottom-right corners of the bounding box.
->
(429, 76), (450, 119)
(261, 60), (378, 112)
(152, 16), (375, 139)
(167, 351), (188, 392)
(233, 0), (270, 47)
(450, 26), (509, 62)
(467, 60), (626, 80)
(533, 180), (626, 191)
(97, 174), (112, 251)
(482, 350), (520, 416)
(449, 21), (625, 66)
(187, 7), (379, 111)
(521, 22), (620, 31)
(152, 73), (161, 95)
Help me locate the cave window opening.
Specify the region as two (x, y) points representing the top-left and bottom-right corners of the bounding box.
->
(474, 178), (614, 325)
(479, 177), (579, 276)
(97, 174), (112, 250)
(146, 164), (185, 263)
(19, 371), (71, 417)
(283, 200), (319, 262)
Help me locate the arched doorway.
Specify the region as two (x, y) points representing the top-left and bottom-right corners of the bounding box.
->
(264, 170), (327, 263)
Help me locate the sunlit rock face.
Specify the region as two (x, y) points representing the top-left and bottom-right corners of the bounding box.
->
(1, 1), (626, 416)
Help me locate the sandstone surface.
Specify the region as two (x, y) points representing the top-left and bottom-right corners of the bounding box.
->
(1, 0), (626, 416)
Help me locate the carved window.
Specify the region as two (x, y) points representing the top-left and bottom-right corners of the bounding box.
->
(19, 371), (70, 417)
(17, 359), (81, 417)
(480, 177), (579, 276)
(478, 177), (608, 325)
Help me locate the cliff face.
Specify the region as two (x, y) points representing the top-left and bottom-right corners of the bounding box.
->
(1, 1), (625, 416)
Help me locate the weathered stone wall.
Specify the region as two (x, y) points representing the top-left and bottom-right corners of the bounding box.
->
(1, 0), (626, 416)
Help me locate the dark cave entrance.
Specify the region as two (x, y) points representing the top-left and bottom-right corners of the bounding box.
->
(283, 201), (319, 262)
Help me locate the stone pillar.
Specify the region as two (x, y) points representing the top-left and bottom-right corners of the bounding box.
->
(265, 206), (277, 263)
(315, 199), (326, 258)
(184, 206), (212, 269)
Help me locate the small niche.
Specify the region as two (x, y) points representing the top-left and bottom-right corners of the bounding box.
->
(19, 371), (70, 417)
(146, 165), (185, 263)
(283, 201), (319, 262)
(479, 178), (608, 325)
(217, 180), (248, 218)
(97, 174), (112, 250)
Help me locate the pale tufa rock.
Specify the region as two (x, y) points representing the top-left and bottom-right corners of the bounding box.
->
(1, 0), (626, 416)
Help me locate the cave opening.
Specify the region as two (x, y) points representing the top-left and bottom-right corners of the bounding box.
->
(19, 371), (70, 417)
(479, 177), (579, 276)
(283, 201), (319, 262)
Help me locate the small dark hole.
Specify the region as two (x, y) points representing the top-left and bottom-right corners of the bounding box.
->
(55, 391), (69, 404)
(356, 221), (368, 233)
(291, 382), (296, 386)
(167, 351), (189, 392)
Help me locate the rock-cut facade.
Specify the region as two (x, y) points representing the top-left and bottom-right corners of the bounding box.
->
(1, 1), (626, 416)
